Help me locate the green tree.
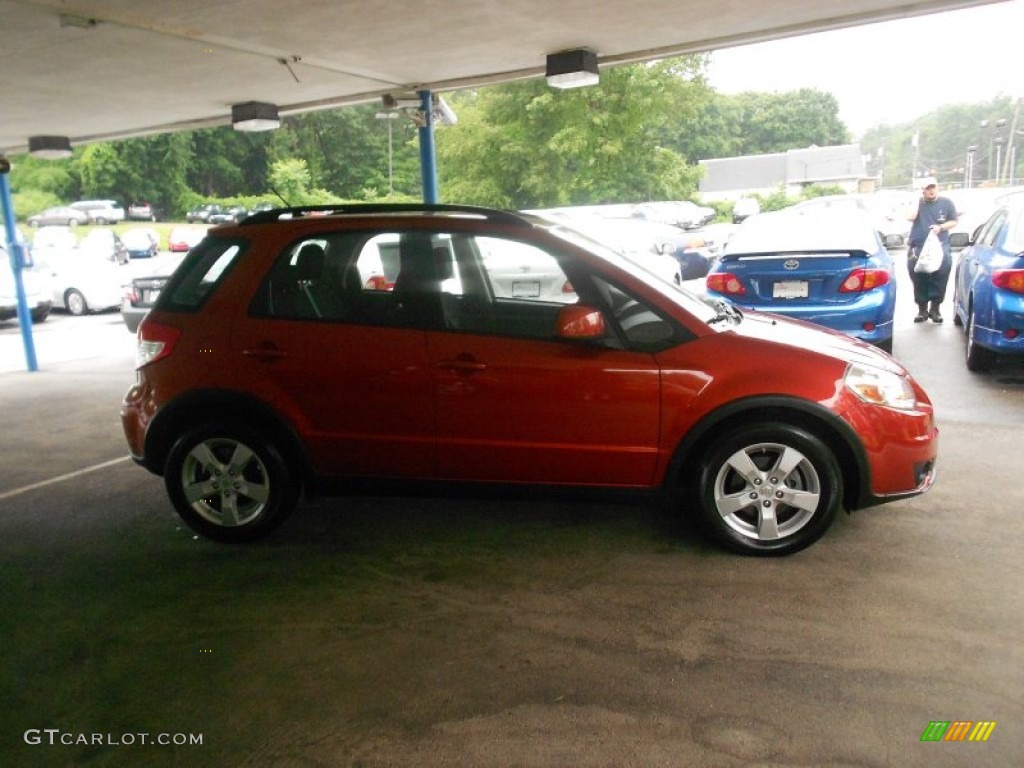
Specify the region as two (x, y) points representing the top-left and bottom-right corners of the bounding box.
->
(270, 107), (420, 200)
(861, 96), (1021, 189)
(731, 89), (850, 155)
(437, 59), (710, 208)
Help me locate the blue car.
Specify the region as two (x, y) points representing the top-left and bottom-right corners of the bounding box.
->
(952, 199), (1024, 372)
(706, 208), (901, 352)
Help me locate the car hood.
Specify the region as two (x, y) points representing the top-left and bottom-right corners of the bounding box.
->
(727, 307), (905, 374)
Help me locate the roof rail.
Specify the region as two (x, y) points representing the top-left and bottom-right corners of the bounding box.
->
(240, 202), (530, 227)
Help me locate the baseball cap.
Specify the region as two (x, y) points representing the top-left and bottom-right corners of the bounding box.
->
(919, 176), (938, 189)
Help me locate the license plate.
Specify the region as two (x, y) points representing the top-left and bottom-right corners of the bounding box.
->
(773, 280), (808, 299)
(512, 281), (541, 298)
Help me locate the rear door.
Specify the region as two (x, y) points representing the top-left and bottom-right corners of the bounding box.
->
(233, 230), (437, 479)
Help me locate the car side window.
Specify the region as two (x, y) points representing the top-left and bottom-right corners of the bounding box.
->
(251, 230), (457, 329)
(589, 275), (680, 351)
(437, 235), (580, 339)
(161, 237), (244, 310)
(978, 210), (1007, 248)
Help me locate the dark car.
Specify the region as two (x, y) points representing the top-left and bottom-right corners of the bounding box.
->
(209, 205), (249, 224)
(706, 208), (900, 352)
(121, 274), (170, 333)
(952, 200), (1024, 371)
(186, 204), (223, 224)
(121, 203), (937, 556)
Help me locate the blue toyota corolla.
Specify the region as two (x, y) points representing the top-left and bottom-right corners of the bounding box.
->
(706, 208), (901, 352)
(952, 199), (1024, 372)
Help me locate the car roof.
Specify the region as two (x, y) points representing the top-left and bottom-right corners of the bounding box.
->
(724, 209), (880, 255)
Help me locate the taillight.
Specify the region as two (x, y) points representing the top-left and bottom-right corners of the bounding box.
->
(135, 317), (181, 369)
(992, 269), (1024, 294)
(840, 268), (890, 293)
(707, 272), (746, 295)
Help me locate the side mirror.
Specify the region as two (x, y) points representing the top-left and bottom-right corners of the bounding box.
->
(949, 231), (970, 249)
(555, 304), (606, 340)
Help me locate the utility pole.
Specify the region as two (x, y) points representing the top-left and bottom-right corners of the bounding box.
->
(1002, 98), (1021, 185)
(911, 131), (919, 189)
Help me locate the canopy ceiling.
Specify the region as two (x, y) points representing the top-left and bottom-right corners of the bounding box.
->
(0, 0), (1005, 155)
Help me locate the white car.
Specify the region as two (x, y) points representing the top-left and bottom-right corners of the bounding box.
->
(69, 199), (125, 224)
(1, 243), (52, 323)
(534, 211), (684, 286)
(34, 250), (127, 315)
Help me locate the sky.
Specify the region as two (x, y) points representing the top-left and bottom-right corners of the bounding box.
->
(705, 0), (1022, 136)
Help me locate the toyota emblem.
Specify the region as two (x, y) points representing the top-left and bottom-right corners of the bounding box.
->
(784, 259), (800, 270)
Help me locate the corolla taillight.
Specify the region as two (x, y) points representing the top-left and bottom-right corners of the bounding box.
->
(992, 269), (1024, 294)
(706, 272), (746, 295)
(840, 268), (890, 293)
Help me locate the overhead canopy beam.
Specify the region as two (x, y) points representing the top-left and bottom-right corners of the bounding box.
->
(0, 0), (1007, 154)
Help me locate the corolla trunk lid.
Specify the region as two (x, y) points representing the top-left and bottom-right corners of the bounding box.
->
(721, 250), (872, 307)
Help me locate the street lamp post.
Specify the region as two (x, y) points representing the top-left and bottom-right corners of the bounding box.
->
(981, 118), (1007, 184)
(966, 145), (978, 188)
(994, 137), (1005, 186)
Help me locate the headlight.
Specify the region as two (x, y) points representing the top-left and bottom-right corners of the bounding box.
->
(844, 363), (917, 410)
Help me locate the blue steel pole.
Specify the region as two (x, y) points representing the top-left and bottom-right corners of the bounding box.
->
(418, 89), (439, 204)
(0, 163), (39, 372)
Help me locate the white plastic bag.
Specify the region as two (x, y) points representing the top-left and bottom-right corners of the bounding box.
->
(914, 232), (944, 274)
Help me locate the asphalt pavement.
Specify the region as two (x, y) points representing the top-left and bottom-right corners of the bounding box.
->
(1, 265), (1022, 767)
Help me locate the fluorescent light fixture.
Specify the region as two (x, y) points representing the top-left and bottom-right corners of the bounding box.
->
(28, 135), (72, 159)
(546, 49), (599, 89)
(231, 102), (281, 132)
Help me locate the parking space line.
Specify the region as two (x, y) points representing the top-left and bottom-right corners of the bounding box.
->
(0, 456), (132, 502)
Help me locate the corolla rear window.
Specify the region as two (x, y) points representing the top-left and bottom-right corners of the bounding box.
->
(726, 210), (879, 255)
(159, 237), (245, 310)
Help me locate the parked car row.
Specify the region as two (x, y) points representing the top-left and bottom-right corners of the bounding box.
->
(187, 202), (274, 224)
(26, 200), (161, 227)
(532, 206), (718, 283)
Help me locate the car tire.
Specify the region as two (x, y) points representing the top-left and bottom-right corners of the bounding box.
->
(69, 219), (79, 227)
(694, 423), (841, 556)
(30, 306), (50, 323)
(164, 423), (299, 542)
(875, 338), (893, 354)
(29, 220), (40, 228)
(65, 289), (89, 316)
(965, 308), (997, 373)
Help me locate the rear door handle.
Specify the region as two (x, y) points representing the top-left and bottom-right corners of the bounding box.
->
(242, 342), (288, 361)
(437, 355), (487, 374)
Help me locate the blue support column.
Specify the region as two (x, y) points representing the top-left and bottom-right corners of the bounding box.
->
(0, 167), (39, 372)
(417, 89), (439, 204)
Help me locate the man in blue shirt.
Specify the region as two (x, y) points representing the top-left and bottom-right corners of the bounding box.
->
(906, 177), (958, 323)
